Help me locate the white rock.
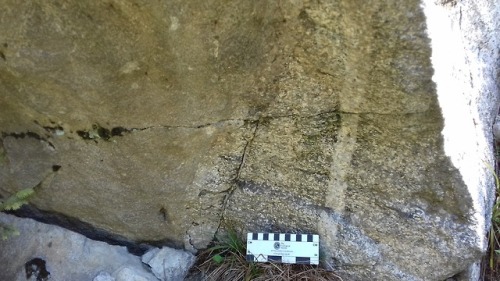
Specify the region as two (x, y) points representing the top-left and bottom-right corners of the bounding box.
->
(0, 214), (159, 281)
(114, 266), (156, 281)
(93, 272), (115, 281)
(142, 247), (196, 281)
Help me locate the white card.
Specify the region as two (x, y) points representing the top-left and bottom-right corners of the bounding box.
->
(246, 233), (319, 265)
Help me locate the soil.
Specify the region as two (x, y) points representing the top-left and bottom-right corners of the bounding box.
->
(481, 254), (500, 281)
(483, 140), (500, 281)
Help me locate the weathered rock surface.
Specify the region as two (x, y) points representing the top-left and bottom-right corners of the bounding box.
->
(0, 0), (498, 280)
(142, 247), (196, 281)
(422, 0), (500, 278)
(0, 213), (160, 281)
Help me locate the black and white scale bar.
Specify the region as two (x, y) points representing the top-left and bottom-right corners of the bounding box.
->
(246, 233), (319, 265)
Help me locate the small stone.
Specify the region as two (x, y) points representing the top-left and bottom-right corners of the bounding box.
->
(113, 267), (155, 281)
(93, 272), (115, 281)
(493, 116), (500, 141)
(142, 247), (196, 281)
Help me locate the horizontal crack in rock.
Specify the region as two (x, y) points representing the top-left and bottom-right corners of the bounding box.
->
(0, 131), (55, 149)
(2, 109), (424, 143)
(75, 124), (144, 141)
(337, 110), (432, 116)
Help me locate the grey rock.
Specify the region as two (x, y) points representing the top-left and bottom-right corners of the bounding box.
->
(114, 267), (154, 281)
(142, 247), (196, 281)
(493, 115), (500, 141)
(93, 272), (116, 281)
(0, 213), (159, 281)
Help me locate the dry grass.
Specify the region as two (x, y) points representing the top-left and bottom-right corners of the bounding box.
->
(191, 225), (343, 281)
(480, 145), (500, 281)
(198, 251), (261, 281)
(197, 252), (343, 281)
(252, 263), (343, 281)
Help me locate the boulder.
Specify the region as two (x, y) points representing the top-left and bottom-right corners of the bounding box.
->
(0, 213), (159, 281)
(0, 0), (498, 280)
(142, 247), (196, 281)
(0, 213), (197, 281)
(422, 0), (500, 279)
(93, 272), (115, 281)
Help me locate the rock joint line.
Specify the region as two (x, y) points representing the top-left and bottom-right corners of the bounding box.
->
(216, 119), (260, 231)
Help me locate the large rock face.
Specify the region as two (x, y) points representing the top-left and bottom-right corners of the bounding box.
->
(0, 0), (498, 280)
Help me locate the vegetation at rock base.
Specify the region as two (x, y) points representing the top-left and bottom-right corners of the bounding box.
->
(0, 187), (34, 240)
(482, 153), (500, 280)
(189, 223), (343, 281)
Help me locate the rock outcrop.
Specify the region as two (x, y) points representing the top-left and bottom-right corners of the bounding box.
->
(142, 247), (196, 281)
(0, 0), (498, 280)
(0, 213), (196, 281)
(0, 213), (159, 281)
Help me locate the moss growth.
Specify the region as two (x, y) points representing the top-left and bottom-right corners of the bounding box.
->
(0, 187), (35, 240)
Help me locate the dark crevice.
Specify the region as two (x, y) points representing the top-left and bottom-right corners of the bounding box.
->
(198, 187), (232, 197)
(51, 165), (61, 172)
(31, 121), (65, 143)
(6, 109), (424, 145)
(7, 205), (177, 256)
(121, 110), (341, 131)
(1, 131), (55, 149)
(4, 109), (408, 145)
(158, 207), (170, 223)
(111, 126), (129, 136)
(157, 118), (258, 130)
(337, 110), (432, 116)
(25, 258), (50, 281)
(235, 121), (260, 179)
(76, 130), (93, 140)
(43, 125), (63, 134)
(185, 231), (196, 249)
(216, 120), (260, 232)
(1, 132), (26, 139)
(2, 131), (41, 140)
(76, 124), (139, 141)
